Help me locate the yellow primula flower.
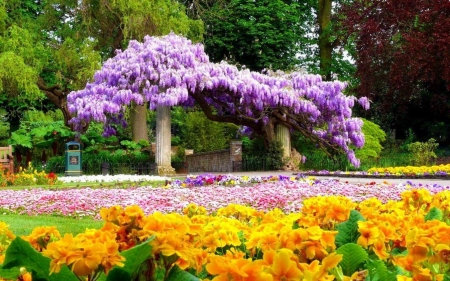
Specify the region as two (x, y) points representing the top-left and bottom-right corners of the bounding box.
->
(42, 233), (77, 274)
(357, 221), (380, 248)
(264, 249), (302, 281)
(22, 226), (61, 252)
(101, 239), (125, 274)
(100, 206), (122, 222)
(66, 242), (105, 276)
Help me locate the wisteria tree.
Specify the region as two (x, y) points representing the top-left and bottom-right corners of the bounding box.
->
(68, 33), (369, 167)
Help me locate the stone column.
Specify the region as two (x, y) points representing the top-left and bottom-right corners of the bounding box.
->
(155, 106), (175, 175)
(275, 124), (291, 159)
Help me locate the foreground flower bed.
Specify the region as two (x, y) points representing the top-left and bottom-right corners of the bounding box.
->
(1, 179), (450, 218)
(0, 188), (449, 281)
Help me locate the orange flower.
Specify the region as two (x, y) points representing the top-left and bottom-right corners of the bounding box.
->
(265, 249), (302, 281)
(371, 239), (389, 260)
(405, 228), (434, 262)
(357, 221), (380, 248)
(300, 240), (328, 260)
(260, 233), (279, 252)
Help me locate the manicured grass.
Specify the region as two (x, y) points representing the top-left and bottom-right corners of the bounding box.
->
(0, 214), (103, 236)
(2, 179), (169, 190)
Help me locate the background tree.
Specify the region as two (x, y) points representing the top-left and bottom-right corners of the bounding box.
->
(181, 0), (356, 83)
(340, 0), (450, 142)
(0, 0), (203, 142)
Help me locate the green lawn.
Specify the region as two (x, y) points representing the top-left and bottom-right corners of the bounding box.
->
(3, 179), (170, 190)
(0, 213), (104, 236)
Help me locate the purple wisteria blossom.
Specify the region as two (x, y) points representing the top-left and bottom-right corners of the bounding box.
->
(68, 33), (369, 166)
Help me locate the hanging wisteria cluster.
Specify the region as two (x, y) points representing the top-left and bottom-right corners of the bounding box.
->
(67, 33), (370, 167)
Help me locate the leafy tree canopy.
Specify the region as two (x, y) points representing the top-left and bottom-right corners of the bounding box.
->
(182, 0), (309, 72)
(68, 34), (370, 167)
(0, 0), (203, 129)
(340, 0), (450, 140)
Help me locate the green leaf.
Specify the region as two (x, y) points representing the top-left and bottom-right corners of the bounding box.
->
(425, 207), (443, 221)
(2, 237), (78, 281)
(9, 131), (33, 148)
(366, 259), (397, 281)
(106, 236), (155, 281)
(391, 247), (408, 256)
(335, 210), (365, 248)
(166, 265), (200, 281)
(443, 273), (450, 281)
(335, 243), (368, 276)
(104, 268), (131, 281)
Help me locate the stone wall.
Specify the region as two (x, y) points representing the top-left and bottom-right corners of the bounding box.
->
(186, 141), (242, 173)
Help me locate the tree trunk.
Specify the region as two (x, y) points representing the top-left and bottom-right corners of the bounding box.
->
(261, 120), (277, 147)
(37, 78), (77, 131)
(130, 102), (149, 142)
(318, 0), (333, 81)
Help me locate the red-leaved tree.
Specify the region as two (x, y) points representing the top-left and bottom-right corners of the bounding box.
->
(341, 0), (450, 140)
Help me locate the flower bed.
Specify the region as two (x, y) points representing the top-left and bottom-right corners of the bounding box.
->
(0, 188), (449, 281)
(300, 164), (450, 178)
(0, 177), (449, 218)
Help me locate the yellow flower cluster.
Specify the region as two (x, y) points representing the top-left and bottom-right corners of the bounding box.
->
(1, 189), (450, 281)
(2, 164), (60, 186)
(42, 229), (125, 277)
(368, 164), (450, 176)
(22, 226), (61, 252)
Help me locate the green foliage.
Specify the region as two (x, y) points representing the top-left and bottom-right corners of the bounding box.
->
(242, 136), (266, 158)
(166, 265), (200, 281)
(105, 0), (204, 42)
(9, 129), (33, 148)
(365, 259), (397, 281)
(2, 236), (78, 281)
(266, 141), (285, 170)
(8, 121), (74, 155)
(200, 0), (306, 71)
(0, 51), (41, 98)
(182, 110), (238, 153)
(356, 119), (386, 160)
(242, 137), (286, 170)
(335, 210), (365, 248)
(106, 237), (154, 281)
(424, 207), (443, 222)
(23, 110), (63, 123)
(407, 138), (438, 166)
(335, 243), (368, 277)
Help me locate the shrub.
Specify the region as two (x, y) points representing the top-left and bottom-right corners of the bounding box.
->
(355, 119), (386, 160)
(408, 138), (438, 166)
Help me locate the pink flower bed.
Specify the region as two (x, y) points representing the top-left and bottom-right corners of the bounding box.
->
(0, 179), (448, 218)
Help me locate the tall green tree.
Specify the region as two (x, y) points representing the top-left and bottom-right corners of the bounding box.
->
(181, 0), (356, 82)
(182, 0), (309, 72)
(0, 0), (204, 142)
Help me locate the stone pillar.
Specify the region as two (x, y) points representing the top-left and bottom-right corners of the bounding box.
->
(155, 106), (175, 176)
(230, 140), (242, 172)
(275, 124), (291, 159)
